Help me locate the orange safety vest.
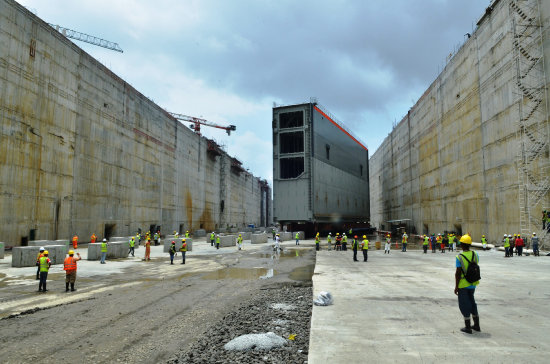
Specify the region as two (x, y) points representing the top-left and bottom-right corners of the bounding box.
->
(64, 257), (77, 271)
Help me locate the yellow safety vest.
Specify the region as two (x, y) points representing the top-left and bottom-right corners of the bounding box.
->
(101, 242), (108, 252)
(457, 251), (479, 288)
(423, 237), (429, 245)
(362, 239), (369, 250)
(504, 238), (510, 247)
(39, 256), (50, 272)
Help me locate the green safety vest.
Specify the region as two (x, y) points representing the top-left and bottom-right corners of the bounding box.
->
(402, 236), (408, 243)
(216, 237), (220, 244)
(328, 236), (332, 243)
(154, 233), (159, 239)
(39, 256), (50, 272)
(423, 237), (429, 245)
(211, 233), (215, 240)
(237, 237), (243, 243)
(343, 236), (347, 243)
(351, 239), (357, 249)
(457, 251), (480, 289)
(504, 238), (510, 247)
(101, 242), (108, 252)
(180, 242), (187, 252)
(129, 239), (135, 247)
(185, 233), (189, 238)
(481, 237), (487, 245)
(362, 239), (369, 250)
(169, 245), (176, 254)
(295, 233), (299, 239)
(315, 237), (320, 243)
(449, 236), (454, 243)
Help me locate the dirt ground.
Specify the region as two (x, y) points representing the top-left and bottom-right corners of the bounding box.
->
(0, 242), (316, 364)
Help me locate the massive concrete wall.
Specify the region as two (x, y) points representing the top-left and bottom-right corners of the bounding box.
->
(370, 0), (550, 243)
(0, 0), (271, 246)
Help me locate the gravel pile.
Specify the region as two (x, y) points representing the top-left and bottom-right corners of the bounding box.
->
(168, 284), (312, 363)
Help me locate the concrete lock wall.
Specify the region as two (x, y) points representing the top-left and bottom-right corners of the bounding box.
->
(251, 233), (268, 244)
(0, 242), (4, 259)
(163, 238), (193, 253)
(12, 245), (66, 267)
(0, 0), (272, 247)
(369, 0), (550, 243)
(194, 229), (206, 237)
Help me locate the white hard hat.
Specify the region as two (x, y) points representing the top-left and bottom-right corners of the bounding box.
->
(533, 232), (536, 235)
(39, 247), (45, 251)
(103, 238), (107, 241)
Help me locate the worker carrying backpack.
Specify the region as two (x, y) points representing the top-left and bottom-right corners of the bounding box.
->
(460, 252), (481, 283)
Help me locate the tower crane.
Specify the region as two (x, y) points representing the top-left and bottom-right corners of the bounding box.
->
(169, 112), (236, 136)
(49, 24), (123, 53)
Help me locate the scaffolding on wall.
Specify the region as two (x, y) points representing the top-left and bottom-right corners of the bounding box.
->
(509, 0), (550, 247)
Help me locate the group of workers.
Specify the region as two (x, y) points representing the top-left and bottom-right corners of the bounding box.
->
(502, 232), (540, 257)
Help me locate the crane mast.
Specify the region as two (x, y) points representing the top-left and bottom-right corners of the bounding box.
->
(49, 24), (123, 53)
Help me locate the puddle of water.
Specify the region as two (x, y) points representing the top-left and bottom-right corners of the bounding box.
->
(289, 264), (315, 281)
(255, 249), (303, 259)
(260, 268), (274, 279)
(202, 267), (270, 280)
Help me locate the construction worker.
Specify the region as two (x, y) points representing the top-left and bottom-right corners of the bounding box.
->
(401, 233), (408, 252)
(36, 247), (45, 280)
(449, 233), (456, 252)
(531, 232), (540, 256)
(327, 233), (332, 251)
(272, 228), (276, 240)
(352, 235), (359, 262)
(515, 234), (524, 256)
(237, 234), (243, 250)
(315, 233), (320, 251)
(342, 233), (347, 251)
(38, 250), (51, 292)
(442, 233), (449, 252)
(431, 234), (437, 253)
(100, 239), (108, 264)
(481, 235), (488, 251)
(503, 234), (510, 257)
(169, 241), (177, 264)
(72, 235), (78, 249)
(210, 231), (215, 247)
(361, 235), (369, 262)
(335, 233), (342, 251)
(295, 232), (300, 245)
(174, 231), (179, 238)
(154, 231), (160, 246)
(128, 236), (135, 257)
(90, 233), (97, 244)
(454, 234), (481, 334)
(216, 234), (220, 250)
(384, 234), (391, 254)
(137, 232), (142, 246)
(180, 239), (187, 264)
(275, 234), (280, 251)
(185, 230), (190, 238)
(510, 234), (516, 257)
(437, 234), (444, 253)
(64, 250), (81, 292)
(423, 235), (429, 254)
(144, 238), (151, 261)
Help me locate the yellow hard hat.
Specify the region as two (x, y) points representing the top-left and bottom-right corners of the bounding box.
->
(482, 235), (485, 237)
(44, 250), (49, 255)
(336, 233), (339, 235)
(459, 234), (472, 245)
(68, 250), (74, 255)
(362, 235), (366, 238)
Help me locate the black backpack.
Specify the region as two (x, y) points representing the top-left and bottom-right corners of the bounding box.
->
(460, 252), (481, 283)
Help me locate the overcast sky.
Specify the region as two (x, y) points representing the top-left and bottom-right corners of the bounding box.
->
(19, 0), (490, 184)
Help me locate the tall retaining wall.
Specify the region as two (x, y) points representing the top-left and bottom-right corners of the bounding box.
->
(369, 0), (550, 244)
(0, 0), (271, 247)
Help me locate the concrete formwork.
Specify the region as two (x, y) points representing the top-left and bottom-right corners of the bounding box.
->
(28, 240), (70, 249)
(0, 0), (272, 247)
(219, 235), (237, 247)
(278, 232), (292, 241)
(238, 232), (252, 240)
(12, 245), (66, 267)
(369, 0), (550, 244)
(251, 233), (268, 244)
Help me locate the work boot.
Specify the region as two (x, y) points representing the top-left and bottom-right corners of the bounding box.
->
(38, 283), (43, 292)
(66, 282), (70, 292)
(43, 283), (48, 292)
(71, 283), (76, 292)
(460, 319), (472, 334)
(472, 316), (481, 332)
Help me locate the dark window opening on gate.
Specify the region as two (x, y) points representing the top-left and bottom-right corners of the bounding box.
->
(360, 164), (363, 176)
(280, 131), (304, 154)
(279, 111), (304, 128)
(280, 157), (304, 179)
(105, 224), (116, 239)
(325, 144), (330, 160)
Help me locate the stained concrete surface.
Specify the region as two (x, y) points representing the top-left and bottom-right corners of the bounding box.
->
(309, 247), (550, 364)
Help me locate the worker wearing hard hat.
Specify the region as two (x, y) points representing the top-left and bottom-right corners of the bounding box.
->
(64, 250), (81, 292)
(342, 233), (348, 251)
(315, 233), (320, 251)
(422, 235), (429, 254)
(237, 234), (243, 250)
(351, 235), (359, 261)
(36, 247), (45, 280)
(100, 238), (108, 264)
(72, 234), (78, 249)
(216, 234), (220, 250)
(169, 241), (177, 264)
(327, 233), (332, 251)
(38, 250), (51, 292)
(384, 233), (391, 254)
(401, 233), (408, 252)
(335, 233), (342, 251)
(503, 234), (510, 257)
(128, 236), (136, 257)
(531, 232), (540, 256)
(361, 235), (369, 262)
(454, 234), (481, 334)
(185, 231), (190, 238)
(210, 231), (215, 247)
(481, 235), (488, 251)
(180, 239), (188, 264)
(295, 232), (300, 246)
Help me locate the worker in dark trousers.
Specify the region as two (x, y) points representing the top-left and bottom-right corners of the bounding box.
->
(352, 235), (358, 261)
(315, 233), (320, 251)
(180, 239), (187, 264)
(431, 234), (437, 253)
(361, 235), (369, 262)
